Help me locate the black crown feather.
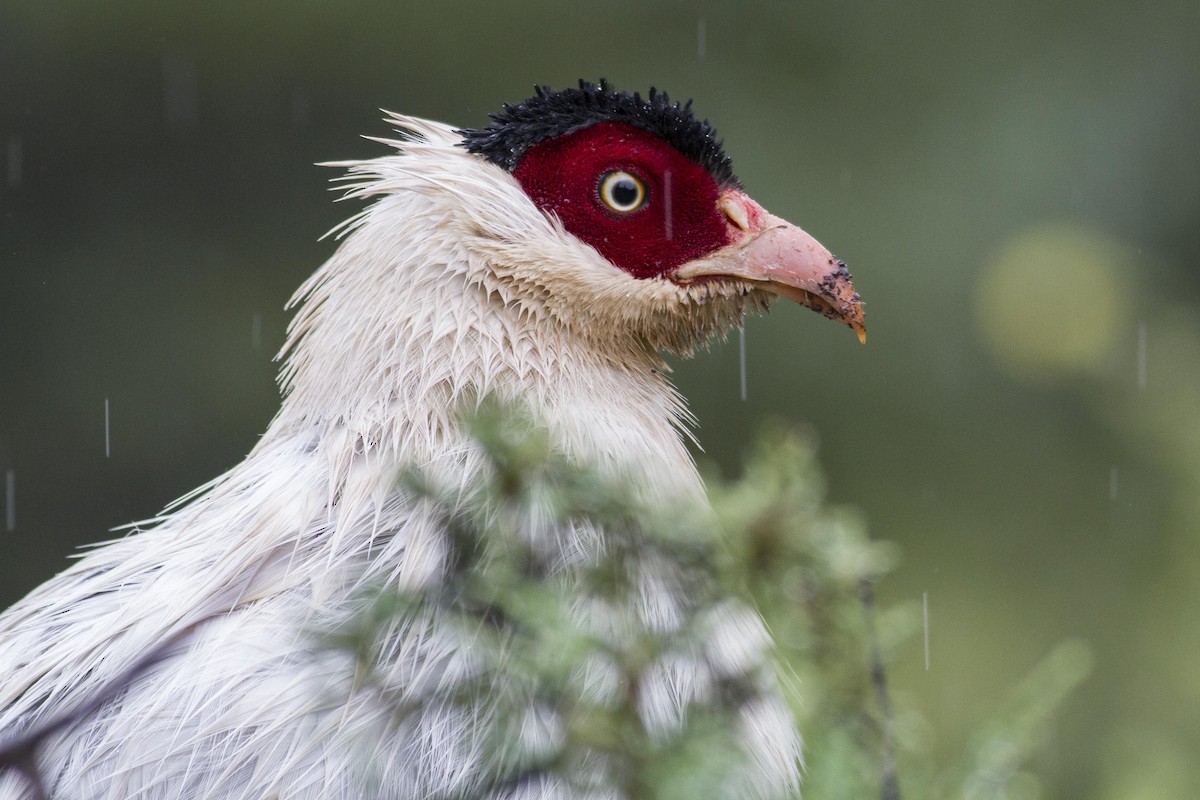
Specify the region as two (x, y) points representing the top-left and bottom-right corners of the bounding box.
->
(459, 80), (739, 189)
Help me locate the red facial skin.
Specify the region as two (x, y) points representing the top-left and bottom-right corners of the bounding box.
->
(512, 122), (732, 279)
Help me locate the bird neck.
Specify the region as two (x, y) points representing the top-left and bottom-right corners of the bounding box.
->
(265, 209), (704, 508)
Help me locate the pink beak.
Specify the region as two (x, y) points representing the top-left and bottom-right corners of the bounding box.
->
(673, 190), (866, 343)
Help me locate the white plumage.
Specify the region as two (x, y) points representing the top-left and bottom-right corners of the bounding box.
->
(0, 89), (863, 799)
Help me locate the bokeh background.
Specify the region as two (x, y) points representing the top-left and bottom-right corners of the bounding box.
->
(1, 1), (1197, 796)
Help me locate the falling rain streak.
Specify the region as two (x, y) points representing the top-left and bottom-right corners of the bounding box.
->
(162, 54), (199, 132)
(290, 89), (311, 129)
(6, 135), (21, 190)
(662, 170), (673, 241)
(1109, 466), (1119, 500)
(922, 592), (930, 670)
(739, 327), (747, 401)
(697, 18), (706, 61)
(104, 398), (111, 458)
(1137, 322), (1146, 389)
(4, 470), (13, 532)
(252, 312), (263, 350)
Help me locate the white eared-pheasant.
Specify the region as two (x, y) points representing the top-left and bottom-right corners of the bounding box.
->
(0, 81), (864, 799)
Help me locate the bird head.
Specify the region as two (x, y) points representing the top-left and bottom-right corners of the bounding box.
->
(280, 82), (864, 438)
(459, 80), (866, 352)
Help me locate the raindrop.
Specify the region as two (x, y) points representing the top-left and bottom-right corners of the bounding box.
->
(4, 469), (13, 532)
(162, 54), (199, 132)
(662, 169), (673, 241)
(1109, 466), (1118, 500)
(922, 591), (930, 670)
(104, 398), (111, 458)
(1137, 322), (1146, 389)
(696, 18), (706, 61)
(5, 135), (21, 191)
(252, 312), (263, 350)
(290, 89), (311, 129)
(738, 326), (747, 401)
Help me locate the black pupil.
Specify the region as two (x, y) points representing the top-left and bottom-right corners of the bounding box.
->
(611, 177), (639, 208)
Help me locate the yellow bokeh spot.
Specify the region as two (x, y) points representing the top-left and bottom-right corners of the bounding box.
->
(976, 223), (1131, 379)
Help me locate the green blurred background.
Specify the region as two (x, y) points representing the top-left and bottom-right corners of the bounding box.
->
(1, 1), (1197, 796)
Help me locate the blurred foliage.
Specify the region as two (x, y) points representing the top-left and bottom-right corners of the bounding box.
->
(323, 405), (1089, 798)
(1, 2), (1197, 797)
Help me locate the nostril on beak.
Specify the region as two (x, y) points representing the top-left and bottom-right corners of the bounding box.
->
(719, 194), (750, 232)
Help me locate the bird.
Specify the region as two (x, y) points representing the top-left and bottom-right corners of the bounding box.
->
(0, 80), (864, 799)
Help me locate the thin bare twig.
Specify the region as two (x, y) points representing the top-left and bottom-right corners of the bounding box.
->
(861, 577), (901, 800)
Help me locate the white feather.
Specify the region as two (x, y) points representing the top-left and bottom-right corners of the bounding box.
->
(0, 114), (798, 799)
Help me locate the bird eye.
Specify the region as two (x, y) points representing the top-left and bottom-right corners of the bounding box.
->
(597, 171), (648, 214)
